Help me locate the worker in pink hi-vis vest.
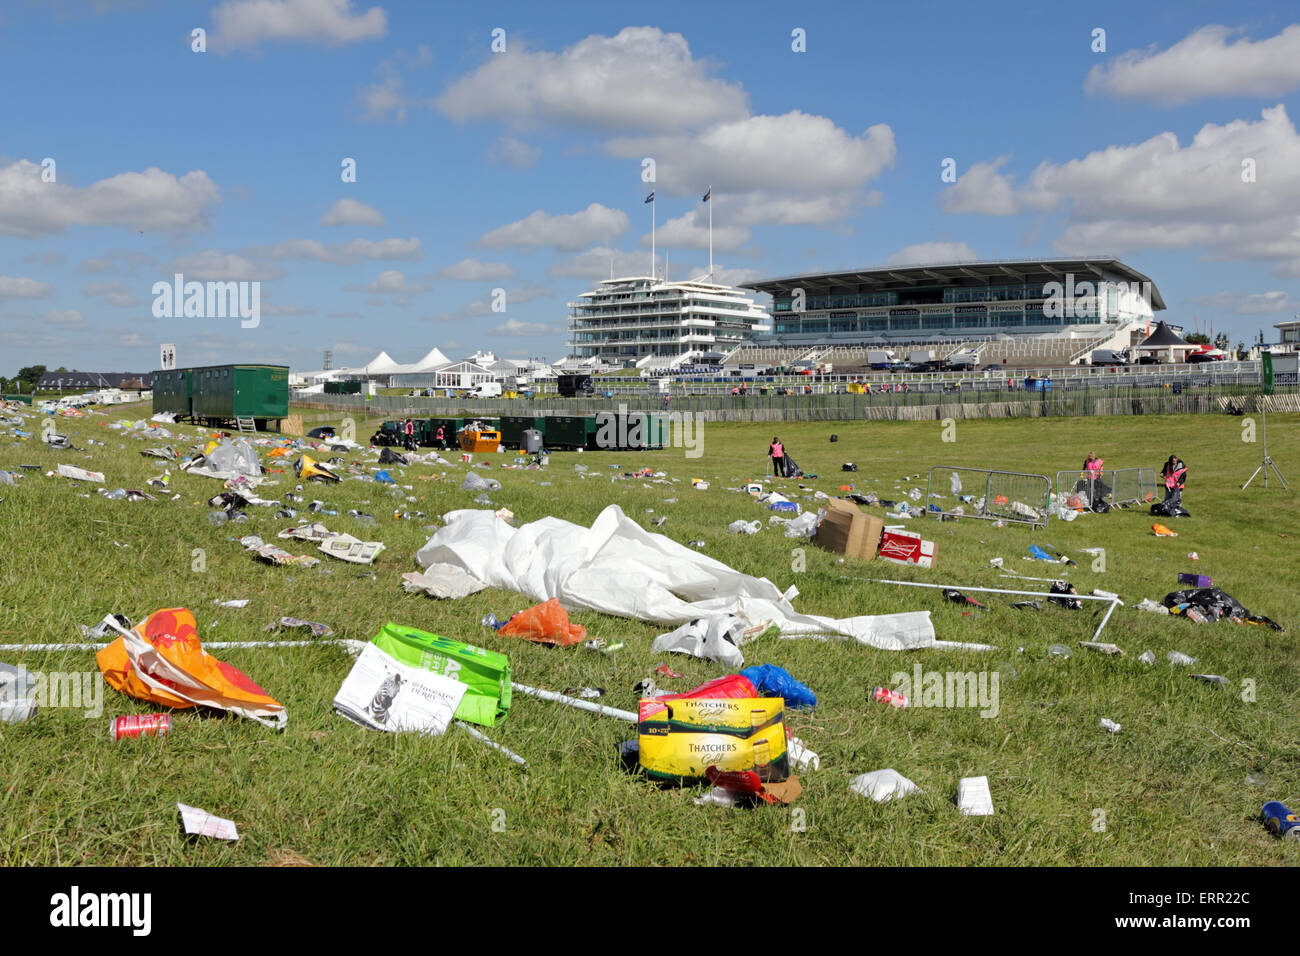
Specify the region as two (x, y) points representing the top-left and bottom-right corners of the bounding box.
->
(769, 437), (784, 477)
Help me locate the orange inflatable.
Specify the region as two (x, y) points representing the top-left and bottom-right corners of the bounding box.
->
(96, 607), (287, 728)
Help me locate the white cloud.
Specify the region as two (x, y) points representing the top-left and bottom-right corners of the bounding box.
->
(884, 241), (979, 266)
(321, 198), (385, 227)
(489, 318), (552, 336)
(651, 211), (749, 252)
(479, 203), (628, 251)
(436, 27), (747, 132)
(1085, 25), (1300, 104)
(42, 308), (84, 324)
(83, 280), (145, 307)
(348, 269), (430, 294)
(943, 106), (1300, 277)
(1190, 290), (1295, 315)
(0, 160), (219, 238)
(939, 156), (1019, 215)
(359, 74), (407, 122)
(488, 136), (541, 169)
(211, 0), (387, 51)
(262, 304), (317, 316)
(22, 251), (66, 266)
(607, 112), (896, 227)
(246, 237), (422, 263)
(548, 246), (659, 280)
(436, 258), (516, 281)
(0, 276), (53, 298)
(168, 250), (286, 281)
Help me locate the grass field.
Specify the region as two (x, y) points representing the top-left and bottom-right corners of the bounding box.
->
(1, 403), (1297, 866)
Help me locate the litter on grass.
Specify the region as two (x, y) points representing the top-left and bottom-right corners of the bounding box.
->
(417, 504), (936, 651)
(851, 769), (922, 803)
(96, 609), (287, 729)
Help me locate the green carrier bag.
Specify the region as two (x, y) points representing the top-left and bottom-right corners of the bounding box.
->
(370, 623), (511, 727)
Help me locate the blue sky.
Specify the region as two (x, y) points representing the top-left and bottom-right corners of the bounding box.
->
(2, 0), (1299, 373)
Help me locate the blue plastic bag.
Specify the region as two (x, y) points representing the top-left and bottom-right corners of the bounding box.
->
(739, 663), (817, 709)
(374, 470), (395, 484)
(1028, 544), (1054, 562)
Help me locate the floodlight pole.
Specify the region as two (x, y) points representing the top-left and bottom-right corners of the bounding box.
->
(1241, 399), (1288, 490)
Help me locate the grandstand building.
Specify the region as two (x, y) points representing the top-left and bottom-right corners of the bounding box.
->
(738, 257), (1164, 369)
(567, 276), (770, 365)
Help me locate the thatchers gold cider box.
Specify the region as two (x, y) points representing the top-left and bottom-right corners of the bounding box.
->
(637, 697), (789, 784)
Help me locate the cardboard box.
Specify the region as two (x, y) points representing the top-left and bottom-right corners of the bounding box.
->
(638, 697), (789, 784)
(878, 529), (937, 568)
(814, 498), (884, 560)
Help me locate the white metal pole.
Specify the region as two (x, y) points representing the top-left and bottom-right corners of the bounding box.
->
(511, 682), (638, 722)
(708, 190), (713, 280)
(1091, 598), (1121, 643)
(868, 579), (1116, 602)
(0, 639), (360, 653)
(651, 197), (656, 279)
(455, 721), (528, 768)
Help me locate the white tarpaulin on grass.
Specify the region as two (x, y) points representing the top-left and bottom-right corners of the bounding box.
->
(416, 504), (935, 650)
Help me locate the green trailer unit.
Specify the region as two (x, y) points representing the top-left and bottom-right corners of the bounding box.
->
(420, 417), (463, 448)
(323, 380), (362, 395)
(151, 368), (194, 419)
(543, 414), (589, 449)
(499, 415), (546, 448)
(191, 364), (289, 428)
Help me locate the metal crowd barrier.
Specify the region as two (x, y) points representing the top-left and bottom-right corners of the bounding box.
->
(926, 466), (1053, 529)
(1108, 467), (1158, 507)
(1054, 467), (1157, 511)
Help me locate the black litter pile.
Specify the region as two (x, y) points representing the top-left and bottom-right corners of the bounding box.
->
(781, 454), (803, 478)
(1048, 580), (1082, 610)
(1163, 587), (1283, 630)
(378, 447), (409, 466)
(1151, 500), (1190, 518)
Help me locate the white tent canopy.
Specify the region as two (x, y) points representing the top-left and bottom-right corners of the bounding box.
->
(417, 504), (937, 651)
(363, 351), (403, 375)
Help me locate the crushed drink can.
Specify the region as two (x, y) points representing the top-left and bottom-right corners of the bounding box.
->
(1262, 801), (1300, 839)
(872, 686), (908, 708)
(110, 714), (171, 740)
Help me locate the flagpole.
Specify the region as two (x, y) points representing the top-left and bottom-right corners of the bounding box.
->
(651, 196), (656, 280)
(708, 188), (713, 280)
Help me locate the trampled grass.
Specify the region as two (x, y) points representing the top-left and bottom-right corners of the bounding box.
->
(0, 404), (1297, 865)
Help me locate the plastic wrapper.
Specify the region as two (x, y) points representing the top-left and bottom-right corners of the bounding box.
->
(497, 598), (587, 647)
(739, 663), (817, 709)
(96, 608), (287, 729)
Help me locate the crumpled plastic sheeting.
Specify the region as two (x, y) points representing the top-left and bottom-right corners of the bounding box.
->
(850, 768), (922, 803)
(1, 662), (38, 723)
(187, 438), (261, 480)
(652, 615), (747, 668)
(461, 472), (501, 492)
(402, 563), (488, 599)
(416, 505), (935, 650)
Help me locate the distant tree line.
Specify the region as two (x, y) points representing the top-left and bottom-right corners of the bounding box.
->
(1, 365), (65, 393)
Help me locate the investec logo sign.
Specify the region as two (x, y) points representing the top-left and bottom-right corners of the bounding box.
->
(152, 273), (260, 328)
(1043, 274), (1152, 320)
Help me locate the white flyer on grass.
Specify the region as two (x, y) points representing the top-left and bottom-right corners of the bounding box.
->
(177, 803), (239, 841)
(333, 642), (466, 735)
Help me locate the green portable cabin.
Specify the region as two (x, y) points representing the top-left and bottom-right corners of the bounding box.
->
(586, 410), (666, 450)
(323, 380), (362, 395)
(542, 414), (589, 449)
(499, 415), (546, 448)
(421, 417), (463, 447)
(191, 364), (289, 427)
(151, 368), (194, 418)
